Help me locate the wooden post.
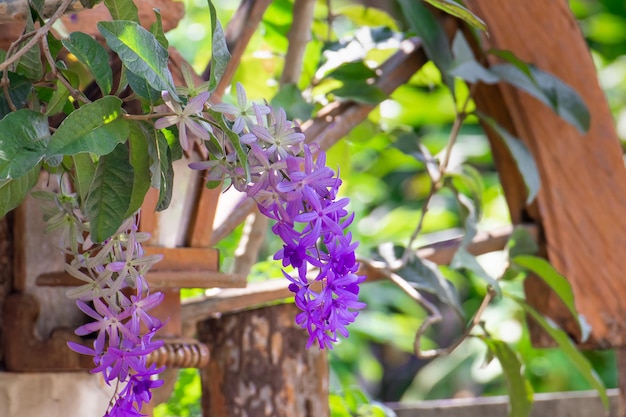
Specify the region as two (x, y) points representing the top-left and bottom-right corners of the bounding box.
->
(198, 303), (329, 417)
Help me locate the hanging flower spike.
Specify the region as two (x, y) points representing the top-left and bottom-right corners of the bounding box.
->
(189, 82), (365, 349)
(39, 207), (167, 417)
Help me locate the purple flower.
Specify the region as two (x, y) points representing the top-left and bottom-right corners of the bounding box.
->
(251, 108), (304, 160)
(210, 83), (270, 133)
(155, 91), (212, 151)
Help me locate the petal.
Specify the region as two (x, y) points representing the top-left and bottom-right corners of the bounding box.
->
(210, 103), (238, 115)
(235, 82), (247, 109)
(161, 91), (182, 114)
(154, 115), (179, 130)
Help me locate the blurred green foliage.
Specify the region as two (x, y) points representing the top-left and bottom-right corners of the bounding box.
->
(155, 1), (624, 415)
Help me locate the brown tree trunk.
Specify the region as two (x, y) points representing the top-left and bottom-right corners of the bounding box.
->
(198, 303), (329, 417)
(466, 0), (626, 348)
(0, 213), (14, 368)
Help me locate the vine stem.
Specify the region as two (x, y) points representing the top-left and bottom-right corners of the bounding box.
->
(40, 33), (91, 105)
(359, 257), (496, 359)
(0, 0), (75, 72)
(401, 86), (476, 265)
(124, 112), (176, 121)
(415, 287), (495, 359)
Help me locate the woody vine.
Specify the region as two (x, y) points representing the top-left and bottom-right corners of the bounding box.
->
(0, 0), (608, 416)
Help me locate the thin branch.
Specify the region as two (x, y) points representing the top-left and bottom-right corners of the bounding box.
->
(0, 0), (74, 72)
(439, 86), (475, 175)
(414, 287), (495, 359)
(40, 34), (90, 105)
(124, 112), (176, 121)
(232, 211), (268, 277)
(401, 180), (439, 265)
(280, 0), (316, 86)
(403, 84), (476, 264)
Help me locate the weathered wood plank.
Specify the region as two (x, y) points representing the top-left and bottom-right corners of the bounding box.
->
(466, 0), (626, 348)
(198, 303), (328, 417)
(389, 389), (619, 417)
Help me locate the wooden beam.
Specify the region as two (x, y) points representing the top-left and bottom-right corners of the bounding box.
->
(183, 224), (536, 322)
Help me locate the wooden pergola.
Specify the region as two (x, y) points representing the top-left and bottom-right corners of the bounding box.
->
(0, 0), (625, 416)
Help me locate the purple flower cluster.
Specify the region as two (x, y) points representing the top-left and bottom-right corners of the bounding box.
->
(40, 193), (165, 417)
(69, 218), (164, 416)
(270, 148), (366, 348)
(188, 83), (365, 348)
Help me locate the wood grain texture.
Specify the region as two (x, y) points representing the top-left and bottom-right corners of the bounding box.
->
(198, 303), (328, 417)
(466, 0), (626, 347)
(0, 214), (13, 367)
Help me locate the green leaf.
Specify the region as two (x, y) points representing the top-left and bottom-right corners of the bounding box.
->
(377, 243), (463, 315)
(513, 297), (608, 408)
(451, 247), (501, 296)
(0, 72), (32, 118)
(529, 68), (591, 133)
(0, 110), (49, 179)
(448, 164), (484, 215)
(79, 0), (101, 7)
(146, 125), (173, 211)
(331, 82), (387, 105)
(207, 109), (249, 180)
(424, 0), (487, 31)
(46, 96), (129, 156)
(326, 61), (377, 82)
(513, 255), (578, 325)
(85, 143), (134, 242)
(478, 114), (540, 204)
(488, 49), (534, 79)
(17, 13), (43, 80)
(207, 0), (231, 92)
(126, 122), (152, 217)
(155, 132), (173, 212)
(271, 83), (314, 121)
(490, 63), (590, 133)
(29, 0), (45, 20)
(45, 79), (71, 116)
(506, 226), (538, 258)
(72, 153), (96, 203)
(63, 31), (113, 96)
(46, 32), (64, 65)
(404, 255), (463, 316)
(126, 69), (163, 102)
(335, 4), (399, 30)
(482, 338), (533, 417)
(450, 187), (479, 245)
(449, 32), (499, 84)
(149, 9), (169, 49)
(0, 165), (40, 218)
(397, 0), (455, 95)
(98, 21), (177, 99)
(103, 0), (139, 21)
(450, 60), (500, 84)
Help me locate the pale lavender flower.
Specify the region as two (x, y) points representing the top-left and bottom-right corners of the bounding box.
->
(155, 91), (212, 151)
(210, 82), (270, 133)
